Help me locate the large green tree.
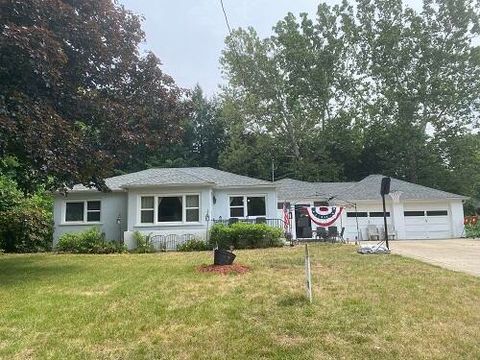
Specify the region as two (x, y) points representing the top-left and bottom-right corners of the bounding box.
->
(354, 0), (480, 183)
(0, 0), (187, 192)
(219, 3), (362, 181)
(219, 0), (480, 196)
(117, 85), (227, 171)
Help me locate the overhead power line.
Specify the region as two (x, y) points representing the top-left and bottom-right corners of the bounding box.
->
(219, 0), (233, 35)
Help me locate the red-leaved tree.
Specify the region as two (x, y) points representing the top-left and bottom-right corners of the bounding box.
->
(0, 0), (188, 192)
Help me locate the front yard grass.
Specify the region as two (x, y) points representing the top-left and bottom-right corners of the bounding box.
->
(0, 244), (479, 359)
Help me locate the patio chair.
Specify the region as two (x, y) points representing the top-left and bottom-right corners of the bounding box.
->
(165, 234), (179, 251)
(150, 234), (166, 252)
(255, 217), (267, 224)
(328, 226), (339, 242)
(379, 226), (396, 241)
(367, 225), (380, 241)
(316, 227), (328, 241)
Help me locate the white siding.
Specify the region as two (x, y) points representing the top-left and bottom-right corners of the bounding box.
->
(53, 192), (128, 245)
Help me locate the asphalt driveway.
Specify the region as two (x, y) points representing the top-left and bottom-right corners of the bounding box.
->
(390, 239), (480, 277)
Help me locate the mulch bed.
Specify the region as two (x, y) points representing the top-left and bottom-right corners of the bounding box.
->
(197, 263), (251, 275)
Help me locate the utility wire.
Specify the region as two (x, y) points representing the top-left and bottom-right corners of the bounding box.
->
(219, 0), (233, 35)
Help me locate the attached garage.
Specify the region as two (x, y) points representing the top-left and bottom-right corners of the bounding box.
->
(403, 206), (451, 239)
(275, 175), (467, 241)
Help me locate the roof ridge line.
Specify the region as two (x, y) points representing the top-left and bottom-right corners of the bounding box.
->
(176, 168), (216, 184)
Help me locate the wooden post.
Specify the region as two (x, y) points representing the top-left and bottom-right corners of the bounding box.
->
(305, 244), (313, 303)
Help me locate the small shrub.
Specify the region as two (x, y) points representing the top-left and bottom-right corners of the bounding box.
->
(178, 238), (209, 252)
(209, 222), (284, 250)
(131, 231), (154, 253)
(56, 227), (125, 254)
(465, 223), (480, 238)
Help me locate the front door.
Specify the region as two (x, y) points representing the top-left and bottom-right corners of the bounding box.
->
(295, 205), (312, 238)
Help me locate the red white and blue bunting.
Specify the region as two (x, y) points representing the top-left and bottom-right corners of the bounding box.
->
(305, 206), (344, 227)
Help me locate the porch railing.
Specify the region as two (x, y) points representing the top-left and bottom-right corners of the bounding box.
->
(211, 218), (286, 229)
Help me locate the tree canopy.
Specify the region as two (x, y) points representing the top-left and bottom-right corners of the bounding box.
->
(219, 0), (480, 205)
(0, 0), (188, 192)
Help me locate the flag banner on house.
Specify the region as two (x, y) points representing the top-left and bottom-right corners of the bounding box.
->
(305, 206), (344, 227)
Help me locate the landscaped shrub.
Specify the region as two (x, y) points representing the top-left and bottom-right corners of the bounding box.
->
(0, 201), (53, 253)
(0, 175), (53, 253)
(209, 222), (284, 250)
(178, 238), (210, 252)
(56, 227), (125, 254)
(131, 231), (154, 253)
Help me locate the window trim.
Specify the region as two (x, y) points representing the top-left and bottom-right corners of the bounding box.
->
(369, 212), (391, 218)
(228, 194), (267, 218)
(64, 200), (102, 224)
(346, 211), (368, 218)
(137, 193), (201, 226)
(404, 210), (426, 217)
(426, 210), (448, 216)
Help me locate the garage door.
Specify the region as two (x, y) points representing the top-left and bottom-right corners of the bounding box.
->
(404, 209), (451, 239)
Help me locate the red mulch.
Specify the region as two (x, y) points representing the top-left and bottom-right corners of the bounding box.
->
(197, 263), (251, 275)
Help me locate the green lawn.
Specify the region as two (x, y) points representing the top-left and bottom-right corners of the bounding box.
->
(1, 245), (479, 359)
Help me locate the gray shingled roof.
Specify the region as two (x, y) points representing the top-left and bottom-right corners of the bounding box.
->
(275, 178), (356, 201)
(71, 167), (273, 191)
(276, 175), (467, 202)
(338, 174), (467, 201)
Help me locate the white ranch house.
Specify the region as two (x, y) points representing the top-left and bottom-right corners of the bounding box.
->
(53, 167), (467, 247)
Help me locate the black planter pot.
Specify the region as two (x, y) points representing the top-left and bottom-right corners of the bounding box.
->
(214, 249), (236, 265)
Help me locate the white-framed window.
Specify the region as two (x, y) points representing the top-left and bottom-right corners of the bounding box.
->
(65, 200), (101, 223)
(185, 195), (200, 222)
(229, 195), (266, 218)
(138, 194), (200, 224)
(140, 196), (155, 223)
(229, 196), (245, 217)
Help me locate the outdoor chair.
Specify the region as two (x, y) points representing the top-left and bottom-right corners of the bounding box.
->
(165, 234), (179, 251)
(255, 217), (267, 224)
(367, 225), (380, 241)
(150, 234), (166, 252)
(327, 226), (338, 242)
(316, 227), (328, 241)
(379, 226), (396, 240)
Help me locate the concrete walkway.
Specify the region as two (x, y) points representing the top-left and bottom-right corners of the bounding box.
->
(390, 239), (480, 277)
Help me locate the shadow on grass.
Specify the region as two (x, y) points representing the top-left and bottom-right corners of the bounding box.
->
(0, 256), (81, 287)
(278, 293), (310, 307)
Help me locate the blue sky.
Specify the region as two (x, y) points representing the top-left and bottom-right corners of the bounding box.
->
(119, 0), (422, 96)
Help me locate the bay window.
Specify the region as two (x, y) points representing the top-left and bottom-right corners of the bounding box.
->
(139, 194), (200, 224)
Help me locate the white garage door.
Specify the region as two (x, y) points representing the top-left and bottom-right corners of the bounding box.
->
(404, 208), (451, 239)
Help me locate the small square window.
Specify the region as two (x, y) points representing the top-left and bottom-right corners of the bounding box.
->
(186, 209), (199, 222)
(141, 196), (154, 209)
(66, 202), (84, 222)
(87, 211), (101, 222)
(87, 201), (101, 211)
(186, 195), (199, 207)
(230, 197), (244, 207)
(230, 207), (244, 217)
(141, 210), (154, 223)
